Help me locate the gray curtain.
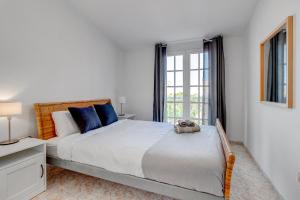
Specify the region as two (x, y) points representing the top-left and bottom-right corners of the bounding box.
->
(203, 36), (226, 130)
(153, 43), (167, 122)
(266, 31), (286, 103)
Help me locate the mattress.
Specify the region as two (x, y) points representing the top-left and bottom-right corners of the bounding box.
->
(53, 120), (225, 197)
(46, 136), (63, 157)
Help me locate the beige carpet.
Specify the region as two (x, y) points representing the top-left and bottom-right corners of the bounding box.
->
(33, 144), (283, 200)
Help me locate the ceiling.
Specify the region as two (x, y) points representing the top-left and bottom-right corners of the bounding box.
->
(68, 0), (258, 49)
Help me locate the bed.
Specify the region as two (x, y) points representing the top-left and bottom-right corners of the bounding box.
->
(34, 99), (235, 200)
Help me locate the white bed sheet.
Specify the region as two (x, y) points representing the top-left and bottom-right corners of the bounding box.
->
(56, 120), (173, 177)
(46, 137), (62, 157)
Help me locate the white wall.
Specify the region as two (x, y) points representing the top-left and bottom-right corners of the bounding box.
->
(118, 46), (154, 121)
(245, 0), (300, 199)
(120, 37), (246, 142)
(224, 36), (246, 142)
(0, 0), (122, 141)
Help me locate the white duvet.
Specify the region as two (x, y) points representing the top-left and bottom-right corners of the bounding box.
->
(57, 120), (173, 177)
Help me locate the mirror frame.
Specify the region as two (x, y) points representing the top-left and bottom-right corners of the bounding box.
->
(260, 16), (294, 108)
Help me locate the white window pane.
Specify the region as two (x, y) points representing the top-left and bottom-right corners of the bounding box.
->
(167, 72), (174, 86)
(190, 54), (198, 69)
(198, 120), (204, 126)
(200, 53), (204, 68)
(199, 103), (208, 120)
(167, 56), (174, 71)
(166, 103), (174, 117)
(190, 70), (199, 86)
(175, 87), (183, 102)
(190, 87), (199, 102)
(190, 103), (199, 118)
(167, 87), (174, 102)
(175, 55), (183, 70)
(200, 86), (209, 103)
(199, 87), (203, 101)
(191, 119), (200, 125)
(175, 118), (183, 124)
(175, 103), (183, 118)
(176, 71), (183, 86)
(203, 103), (208, 119)
(204, 86), (209, 102)
(167, 118), (175, 124)
(200, 70), (203, 85)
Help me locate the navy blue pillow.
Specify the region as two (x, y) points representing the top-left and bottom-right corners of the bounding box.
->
(94, 104), (118, 126)
(68, 106), (102, 133)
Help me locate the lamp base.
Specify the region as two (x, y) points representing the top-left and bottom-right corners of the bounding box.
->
(118, 113), (125, 116)
(0, 139), (19, 145)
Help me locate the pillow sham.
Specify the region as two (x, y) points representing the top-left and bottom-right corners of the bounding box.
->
(52, 111), (80, 137)
(68, 106), (102, 133)
(94, 103), (118, 126)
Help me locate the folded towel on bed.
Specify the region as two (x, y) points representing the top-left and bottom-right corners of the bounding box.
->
(174, 123), (200, 134)
(177, 120), (196, 127)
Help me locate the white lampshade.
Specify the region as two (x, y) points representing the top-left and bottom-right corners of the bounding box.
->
(0, 102), (22, 116)
(119, 97), (127, 104)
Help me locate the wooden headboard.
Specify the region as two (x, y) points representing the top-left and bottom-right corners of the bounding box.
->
(34, 99), (111, 140)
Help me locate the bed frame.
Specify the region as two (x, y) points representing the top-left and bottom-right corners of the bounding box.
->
(34, 99), (235, 200)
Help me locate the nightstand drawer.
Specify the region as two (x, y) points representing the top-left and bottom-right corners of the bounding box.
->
(0, 150), (46, 200)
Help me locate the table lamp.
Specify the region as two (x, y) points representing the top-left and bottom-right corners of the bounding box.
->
(0, 102), (22, 145)
(119, 97), (126, 116)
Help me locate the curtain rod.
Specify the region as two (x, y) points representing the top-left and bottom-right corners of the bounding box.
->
(203, 35), (223, 42)
(156, 35), (223, 45)
(155, 43), (167, 47)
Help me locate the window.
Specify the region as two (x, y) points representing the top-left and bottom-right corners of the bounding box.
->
(165, 51), (209, 125)
(166, 55), (184, 124)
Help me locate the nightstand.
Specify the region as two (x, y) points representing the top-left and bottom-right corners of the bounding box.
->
(118, 114), (136, 120)
(0, 138), (46, 200)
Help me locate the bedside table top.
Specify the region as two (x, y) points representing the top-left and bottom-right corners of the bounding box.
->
(0, 138), (45, 157)
(118, 114), (136, 119)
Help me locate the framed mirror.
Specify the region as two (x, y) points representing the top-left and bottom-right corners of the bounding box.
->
(260, 16), (294, 108)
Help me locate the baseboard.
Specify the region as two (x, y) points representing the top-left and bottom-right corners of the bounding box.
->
(229, 141), (243, 145)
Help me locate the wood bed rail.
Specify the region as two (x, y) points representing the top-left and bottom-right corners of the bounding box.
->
(216, 119), (236, 200)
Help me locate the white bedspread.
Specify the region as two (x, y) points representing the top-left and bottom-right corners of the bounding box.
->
(55, 120), (225, 196)
(57, 120), (173, 177)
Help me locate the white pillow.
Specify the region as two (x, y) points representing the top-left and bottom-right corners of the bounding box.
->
(52, 111), (79, 137)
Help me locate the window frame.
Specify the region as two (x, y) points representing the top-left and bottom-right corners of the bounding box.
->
(165, 51), (185, 124)
(165, 48), (208, 124)
(187, 49), (209, 124)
